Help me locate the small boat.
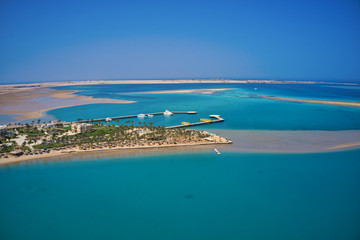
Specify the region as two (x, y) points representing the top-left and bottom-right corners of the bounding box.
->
(147, 114), (154, 117)
(181, 122), (190, 125)
(254, 88), (258, 90)
(214, 148), (221, 155)
(105, 117), (112, 122)
(137, 114), (146, 118)
(163, 110), (173, 116)
(200, 118), (211, 122)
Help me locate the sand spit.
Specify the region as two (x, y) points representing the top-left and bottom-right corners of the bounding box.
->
(262, 96), (360, 108)
(129, 88), (233, 95)
(327, 142), (360, 150)
(0, 88), (135, 121)
(208, 129), (360, 153)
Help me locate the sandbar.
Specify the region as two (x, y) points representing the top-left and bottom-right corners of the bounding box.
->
(262, 96), (360, 108)
(208, 129), (360, 153)
(128, 88), (233, 94)
(0, 88), (135, 122)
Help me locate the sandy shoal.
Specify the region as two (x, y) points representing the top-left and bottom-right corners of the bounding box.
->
(128, 88), (233, 94)
(207, 129), (360, 153)
(1, 130), (360, 166)
(262, 96), (360, 108)
(0, 88), (135, 122)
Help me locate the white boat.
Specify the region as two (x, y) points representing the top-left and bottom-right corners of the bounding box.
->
(214, 148), (221, 154)
(147, 114), (154, 117)
(137, 114), (146, 118)
(105, 117), (112, 122)
(254, 88), (258, 90)
(163, 110), (173, 116)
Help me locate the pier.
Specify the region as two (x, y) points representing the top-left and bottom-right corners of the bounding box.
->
(5, 111), (225, 129)
(75, 111), (224, 129)
(75, 111), (197, 123)
(166, 115), (224, 129)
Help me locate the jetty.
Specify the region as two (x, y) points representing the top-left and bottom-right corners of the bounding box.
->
(74, 111), (197, 123)
(166, 115), (224, 129)
(4, 111), (225, 129)
(74, 111), (224, 129)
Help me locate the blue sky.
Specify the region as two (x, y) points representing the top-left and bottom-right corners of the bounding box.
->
(0, 0), (359, 83)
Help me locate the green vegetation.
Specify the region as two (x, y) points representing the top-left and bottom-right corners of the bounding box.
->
(31, 122), (210, 150)
(1, 119), (220, 156)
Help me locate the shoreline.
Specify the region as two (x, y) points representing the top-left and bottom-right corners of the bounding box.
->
(2, 129), (360, 166)
(0, 141), (230, 166)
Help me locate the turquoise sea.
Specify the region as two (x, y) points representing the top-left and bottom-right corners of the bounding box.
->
(1, 82), (360, 239)
(44, 83), (360, 130)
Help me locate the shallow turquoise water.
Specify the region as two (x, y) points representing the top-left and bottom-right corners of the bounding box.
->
(1, 150), (360, 240)
(46, 83), (360, 130)
(1, 82), (360, 239)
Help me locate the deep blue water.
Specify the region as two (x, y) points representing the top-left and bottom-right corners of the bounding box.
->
(1, 150), (360, 240)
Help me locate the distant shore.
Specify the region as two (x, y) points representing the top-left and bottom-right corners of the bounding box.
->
(0, 79), (320, 93)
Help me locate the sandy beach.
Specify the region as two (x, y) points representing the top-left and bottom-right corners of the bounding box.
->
(0, 141), (230, 166)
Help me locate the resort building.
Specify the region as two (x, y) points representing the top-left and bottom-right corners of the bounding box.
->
(0, 125), (8, 136)
(136, 129), (152, 137)
(71, 123), (93, 133)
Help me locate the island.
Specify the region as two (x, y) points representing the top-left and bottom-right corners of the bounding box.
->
(0, 118), (232, 165)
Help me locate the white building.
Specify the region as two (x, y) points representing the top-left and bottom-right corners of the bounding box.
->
(71, 123), (93, 133)
(0, 125), (8, 136)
